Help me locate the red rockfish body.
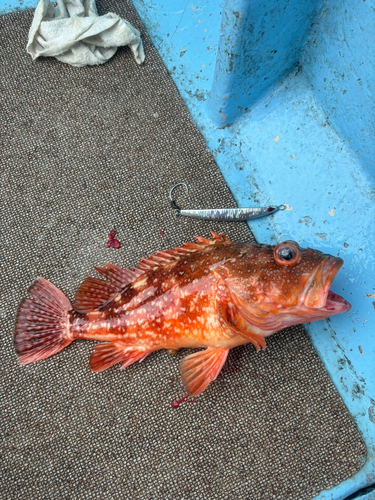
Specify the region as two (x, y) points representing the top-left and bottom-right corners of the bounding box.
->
(14, 233), (351, 396)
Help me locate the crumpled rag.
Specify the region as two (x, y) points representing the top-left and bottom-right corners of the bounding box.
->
(27, 0), (145, 67)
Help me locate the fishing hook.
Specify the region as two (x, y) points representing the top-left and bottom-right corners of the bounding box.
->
(169, 183), (188, 215)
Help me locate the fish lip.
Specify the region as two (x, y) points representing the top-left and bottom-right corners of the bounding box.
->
(323, 290), (351, 313)
(304, 257), (350, 313)
(320, 257), (351, 313)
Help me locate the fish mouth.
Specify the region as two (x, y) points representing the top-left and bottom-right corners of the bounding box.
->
(322, 290), (351, 314)
(304, 257), (351, 314)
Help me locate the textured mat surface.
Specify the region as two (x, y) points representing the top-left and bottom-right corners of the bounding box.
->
(0, 2), (366, 499)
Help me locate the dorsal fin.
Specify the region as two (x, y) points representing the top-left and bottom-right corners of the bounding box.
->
(94, 264), (143, 286)
(183, 232), (231, 250)
(74, 263), (144, 313)
(74, 233), (232, 313)
(74, 277), (119, 313)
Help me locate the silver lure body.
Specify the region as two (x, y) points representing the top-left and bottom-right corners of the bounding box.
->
(179, 206), (279, 221)
(169, 183), (284, 222)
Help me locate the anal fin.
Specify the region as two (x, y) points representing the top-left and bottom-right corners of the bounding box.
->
(89, 342), (152, 373)
(180, 347), (229, 397)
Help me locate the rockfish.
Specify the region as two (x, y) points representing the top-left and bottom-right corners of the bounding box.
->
(14, 233), (350, 396)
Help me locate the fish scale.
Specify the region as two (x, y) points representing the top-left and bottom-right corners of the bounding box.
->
(14, 232), (350, 397)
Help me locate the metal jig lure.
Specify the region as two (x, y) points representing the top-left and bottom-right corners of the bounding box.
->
(169, 183), (285, 222)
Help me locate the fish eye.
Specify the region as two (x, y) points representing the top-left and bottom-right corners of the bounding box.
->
(274, 242), (301, 267)
(278, 247), (295, 260)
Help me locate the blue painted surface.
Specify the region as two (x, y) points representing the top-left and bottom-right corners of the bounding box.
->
(1, 0), (374, 499)
(0, 0), (35, 15)
(301, 0), (375, 177)
(208, 0), (321, 126)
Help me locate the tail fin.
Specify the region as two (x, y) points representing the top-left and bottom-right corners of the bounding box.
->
(14, 278), (73, 365)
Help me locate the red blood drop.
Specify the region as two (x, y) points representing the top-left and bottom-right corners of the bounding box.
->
(159, 230), (165, 236)
(106, 230), (121, 249)
(111, 239), (121, 249)
(171, 394), (189, 409)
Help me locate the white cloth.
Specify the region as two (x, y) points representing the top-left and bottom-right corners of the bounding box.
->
(27, 0), (145, 67)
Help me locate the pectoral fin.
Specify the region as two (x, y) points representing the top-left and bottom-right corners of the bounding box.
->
(180, 347), (229, 397)
(230, 290), (283, 331)
(217, 301), (266, 351)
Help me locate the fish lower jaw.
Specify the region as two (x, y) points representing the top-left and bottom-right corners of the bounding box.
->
(298, 290), (351, 322)
(320, 290), (351, 314)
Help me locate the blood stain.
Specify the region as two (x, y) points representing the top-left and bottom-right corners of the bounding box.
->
(106, 230), (121, 249)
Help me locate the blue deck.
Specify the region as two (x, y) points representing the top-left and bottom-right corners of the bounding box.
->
(1, 0), (374, 498)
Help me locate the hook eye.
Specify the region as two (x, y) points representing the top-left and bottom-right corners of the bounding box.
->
(169, 183), (189, 202)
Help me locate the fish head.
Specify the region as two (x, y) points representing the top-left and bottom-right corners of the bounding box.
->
(214, 241), (351, 331)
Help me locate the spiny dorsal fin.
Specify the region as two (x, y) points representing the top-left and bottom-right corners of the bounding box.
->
(74, 233), (232, 313)
(210, 232), (231, 243)
(94, 264), (143, 286)
(134, 233), (230, 271)
(183, 232), (231, 250)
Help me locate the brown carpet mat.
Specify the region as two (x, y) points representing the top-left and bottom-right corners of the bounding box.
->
(0, 2), (366, 499)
